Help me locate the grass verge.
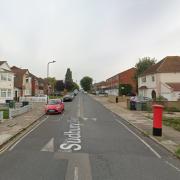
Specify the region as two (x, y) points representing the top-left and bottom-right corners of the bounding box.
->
(175, 147), (180, 158)
(163, 117), (180, 132)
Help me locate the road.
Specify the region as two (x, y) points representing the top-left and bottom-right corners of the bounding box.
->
(0, 93), (180, 180)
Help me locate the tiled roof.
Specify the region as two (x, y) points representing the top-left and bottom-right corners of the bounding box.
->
(11, 66), (28, 88)
(142, 56), (180, 76)
(0, 61), (6, 66)
(166, 83), (180, 91)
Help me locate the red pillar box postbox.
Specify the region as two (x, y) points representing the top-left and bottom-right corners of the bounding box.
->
(152, 104), (164, 136)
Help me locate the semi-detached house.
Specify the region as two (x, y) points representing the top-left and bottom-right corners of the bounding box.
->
(11, 66), (32, 100)
(0, 61), (14, 103)
(138, 56), (180, 101)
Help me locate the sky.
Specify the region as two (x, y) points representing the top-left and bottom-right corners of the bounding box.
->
(1, 0), (180, 83)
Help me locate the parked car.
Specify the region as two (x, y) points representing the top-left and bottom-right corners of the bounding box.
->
(63, 93), (74, 102)
(73, 89), (79, 96)
(45, 99), (64, 114)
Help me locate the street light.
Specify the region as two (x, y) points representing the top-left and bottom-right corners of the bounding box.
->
(47, 60), (56, 78)
(47, 60), (56, 101)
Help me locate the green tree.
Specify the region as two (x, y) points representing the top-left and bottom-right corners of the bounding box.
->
(119, 84), (132, 96)
(135, 57), (156, 92)
(135, 57), (156, 77)
(47, 77), (56, 95)
(80, 76), (93, 91)
(65, 68), (73, 91)
(72, 82), (80, 91)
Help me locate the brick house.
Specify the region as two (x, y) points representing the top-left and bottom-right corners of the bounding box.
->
(11, 66), (32, 99)
(29, 73), (40, 96)
(94, 81), (107, 93)
(106, 68), (137, 96)
(138, 56), (180, 101)
(0, 61), (14, 103)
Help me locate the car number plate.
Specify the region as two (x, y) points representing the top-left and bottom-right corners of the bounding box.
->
(49, 110), (55, 112)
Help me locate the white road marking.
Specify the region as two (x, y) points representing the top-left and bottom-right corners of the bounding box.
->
(92, 118), (97, 121)
(74, 167), (79, 180)
(78, 97), (81, 117)
(165, 161), (180, 172)
(41, 138), (54, 152)
(8, 116), (49, 151)
(114, 119), (162, 159)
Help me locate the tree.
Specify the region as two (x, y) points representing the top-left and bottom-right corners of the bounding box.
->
(72, 82), (80, 91)
(55, 80), (64, 92)
(135, 57), (156, 77)
(80, 76), (93, 91)
(65, 68), (73, 91)
(47, 77), (56, 95)
(135, 57), (156, 93)
(119, 84), (132, 96)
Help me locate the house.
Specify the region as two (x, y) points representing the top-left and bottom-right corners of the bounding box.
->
(138, 56), (180, 101)
(38, 78), (48, 95)
(30, 73), (39, 96)
(106, 68), (137, 96)
(0, 61), (14, 103)
(11, 66), (32, 100)
(94, 81), (107, 93)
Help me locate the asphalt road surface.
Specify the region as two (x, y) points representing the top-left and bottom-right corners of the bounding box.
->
(0, 93), (180, 180)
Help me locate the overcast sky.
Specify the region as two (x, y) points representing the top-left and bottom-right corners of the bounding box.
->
(1, 0), (180, 83)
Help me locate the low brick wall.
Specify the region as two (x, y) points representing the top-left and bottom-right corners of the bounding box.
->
(127, 100), (180, 112)
(153, 101), (180, 111)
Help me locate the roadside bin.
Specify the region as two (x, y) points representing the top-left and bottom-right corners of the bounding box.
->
(130, 100), (136, 110)
(9, 100), (15, 108)
(22, 101), (29, 107)
(6, 100), (15, 108)
(136, 102), (147, 111)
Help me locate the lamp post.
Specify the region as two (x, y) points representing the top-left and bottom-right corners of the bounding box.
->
(47, 60), (56, 101)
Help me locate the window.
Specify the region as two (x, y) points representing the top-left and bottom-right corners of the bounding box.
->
(26, 78), (29, 83)
(1, 89), (6, 97)
(7, 89), (11, 97)
(1, 73), (7, 81)
(8, 74), (12, 81)
(141, 76), (146, 83)
(152, 76), (155, 82)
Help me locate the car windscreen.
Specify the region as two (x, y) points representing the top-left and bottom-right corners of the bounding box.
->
(48, 100), (59, 105)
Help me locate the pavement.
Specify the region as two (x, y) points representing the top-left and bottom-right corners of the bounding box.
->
(91, 95), (180, 157)
(0, 102), (45, 148)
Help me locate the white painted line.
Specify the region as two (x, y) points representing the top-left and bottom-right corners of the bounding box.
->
(74, 166), (79, 180)
(41, 138), (54, 152)
(165, 161), (180, 172)
(78, 97), (81, 117)
(8, 116), (49, 151)
(114, 119), (162, 159)
(92, 118), (97, 121)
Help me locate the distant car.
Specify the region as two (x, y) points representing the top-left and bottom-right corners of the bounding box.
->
(45, 99), (64, 114)
(63, 93), (74, 102)
(73, 89), (79, 96)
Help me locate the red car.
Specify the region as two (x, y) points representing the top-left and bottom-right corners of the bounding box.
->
(45, 99), (64, 114)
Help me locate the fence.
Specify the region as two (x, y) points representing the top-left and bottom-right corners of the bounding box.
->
(9, 105), (32, 118)
(20, 96), (47, 103)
